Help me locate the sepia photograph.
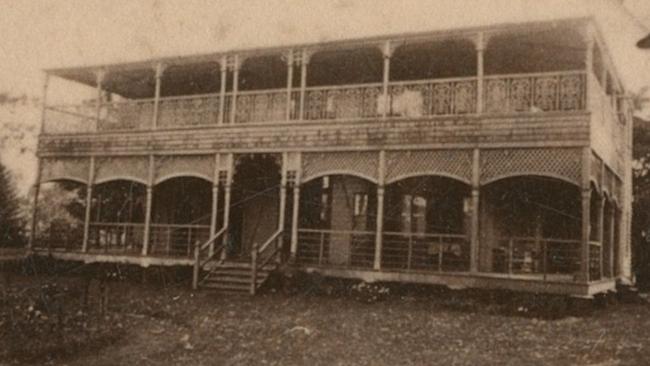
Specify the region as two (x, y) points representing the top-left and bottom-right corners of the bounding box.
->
(1, 0), (650, 364)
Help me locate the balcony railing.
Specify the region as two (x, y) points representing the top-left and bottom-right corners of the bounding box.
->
(42, 71), (587, 134)
(484, 71), (586, 113)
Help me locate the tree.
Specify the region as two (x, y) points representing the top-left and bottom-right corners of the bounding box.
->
(632, 85), (650, 288)
(0, 162), (25, 247)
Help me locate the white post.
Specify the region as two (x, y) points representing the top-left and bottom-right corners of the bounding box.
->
(221, 154), (233, 260)
(209, 154), (221, 257)
(152, 62), (165, 129)
(580, 147), (591, 282)
(381, 41), (392, 119)
(278, 153), (288, 230)
(290, 179), (301, 258)
(470, 148), (480, 272)
(596, 195), (605, 279)
(374, 150), (386, 270)
(142, 155), (155, 256)
(299, 50), (310, 121)
(230, 55), (240, 124)
(28, 73), (50, 249)
(218, 56), (228, 125)
(285, 50), (294, 120)
(81, 156), (95, 252)
(475, 32), (486, 114)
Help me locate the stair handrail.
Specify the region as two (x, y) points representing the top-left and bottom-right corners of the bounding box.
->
(250, 228), (284, 295)
(192, 226), (228, 289)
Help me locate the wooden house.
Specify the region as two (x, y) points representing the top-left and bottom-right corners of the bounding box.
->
(31, 16), (633, 296)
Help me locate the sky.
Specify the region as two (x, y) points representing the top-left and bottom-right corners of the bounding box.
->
(0, 0), (649, 193)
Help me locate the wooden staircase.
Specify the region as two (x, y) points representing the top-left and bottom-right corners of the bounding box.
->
(199, 261), (276, 293)
(192, 228), (285, 295)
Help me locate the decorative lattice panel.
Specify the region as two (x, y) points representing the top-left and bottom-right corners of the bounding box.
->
(385, 150), (473, 184)
(155, 155), (214, 184)
(95, 156), (149, 184)
(40, 157), (90, 184)
(301, 151), (378, 183)
(480, 148), (582, 186)
(590, 153), (603, 190)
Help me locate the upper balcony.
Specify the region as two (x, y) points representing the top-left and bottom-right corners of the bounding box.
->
(39, 19), (628, 156)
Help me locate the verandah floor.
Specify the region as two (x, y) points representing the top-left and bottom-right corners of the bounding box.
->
(29, 247), (615, 296)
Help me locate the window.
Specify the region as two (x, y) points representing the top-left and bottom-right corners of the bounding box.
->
(320, 176), (330, 223)
(353, 193), (368, 217)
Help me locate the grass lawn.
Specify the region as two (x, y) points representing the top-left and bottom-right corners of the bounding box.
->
(1, 270), (650, 366)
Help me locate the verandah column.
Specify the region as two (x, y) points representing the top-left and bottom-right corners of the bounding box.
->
(278, 153), (288, 231)
(28, 73), (50, 249)
(578, 27), (595, 283)
(285, 50), (294, 120)
(381, 40), (393, 119)
(221, 154), (233, 260)
(607, 202), (616, 278)
(470, 148), (480, 272)
(142, 155), (155, 256)
(209, 154), (221, 257)
(290, 163), (302, 259)
(580, 147), (591, 282)
(218, 56), (228, 125)
(596, 194), (605, 279)
(229, 55), (240, 124)
(474, 32), (486, 114)
(298, 49), (311, 121)
(151, 62), (165, 130)
(81, 156), (95, 252)
(373, 151), (386, 270)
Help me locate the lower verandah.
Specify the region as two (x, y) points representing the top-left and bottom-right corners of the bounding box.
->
(33, 166), (618, 293)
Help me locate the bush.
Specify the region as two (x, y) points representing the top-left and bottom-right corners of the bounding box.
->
(0, 162), (25, 247)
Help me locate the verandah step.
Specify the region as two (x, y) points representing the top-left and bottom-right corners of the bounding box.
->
(203, 273), (269, 284)
(198, 260), (276, 292)
(200, 282), (252, 292)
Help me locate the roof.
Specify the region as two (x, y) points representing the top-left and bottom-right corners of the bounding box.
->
(44, 0), (649, 92)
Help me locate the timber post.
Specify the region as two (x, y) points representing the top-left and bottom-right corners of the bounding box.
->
(470, 148), (480, 273)
(28, 73), (50, 250)
(209, 154), (221, 257)
(81, 156), (95, 252)
(373, 150), (386, 270)
(142, 155), (155, 256)
(218, 56), (228, 125)
(152, 62), (165, 130)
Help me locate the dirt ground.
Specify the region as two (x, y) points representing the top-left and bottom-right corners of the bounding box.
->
(1, 265), (650, 366)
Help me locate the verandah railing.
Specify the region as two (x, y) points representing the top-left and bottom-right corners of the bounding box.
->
(381, 232), (470, 272)
(296, 228), (376, 269)
(84, 222), (209, 257)
(42, 71), (587, 134)
(490, 237), (594, 280)
(87, 222), (145, 254)
(149, 223), (210, 258)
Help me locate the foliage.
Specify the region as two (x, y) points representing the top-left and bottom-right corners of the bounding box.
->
(0, 162), (25, 247)
(632, 116), (650, 287)
(350, 281), (390, 303)
(20, 181), (86, 243)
